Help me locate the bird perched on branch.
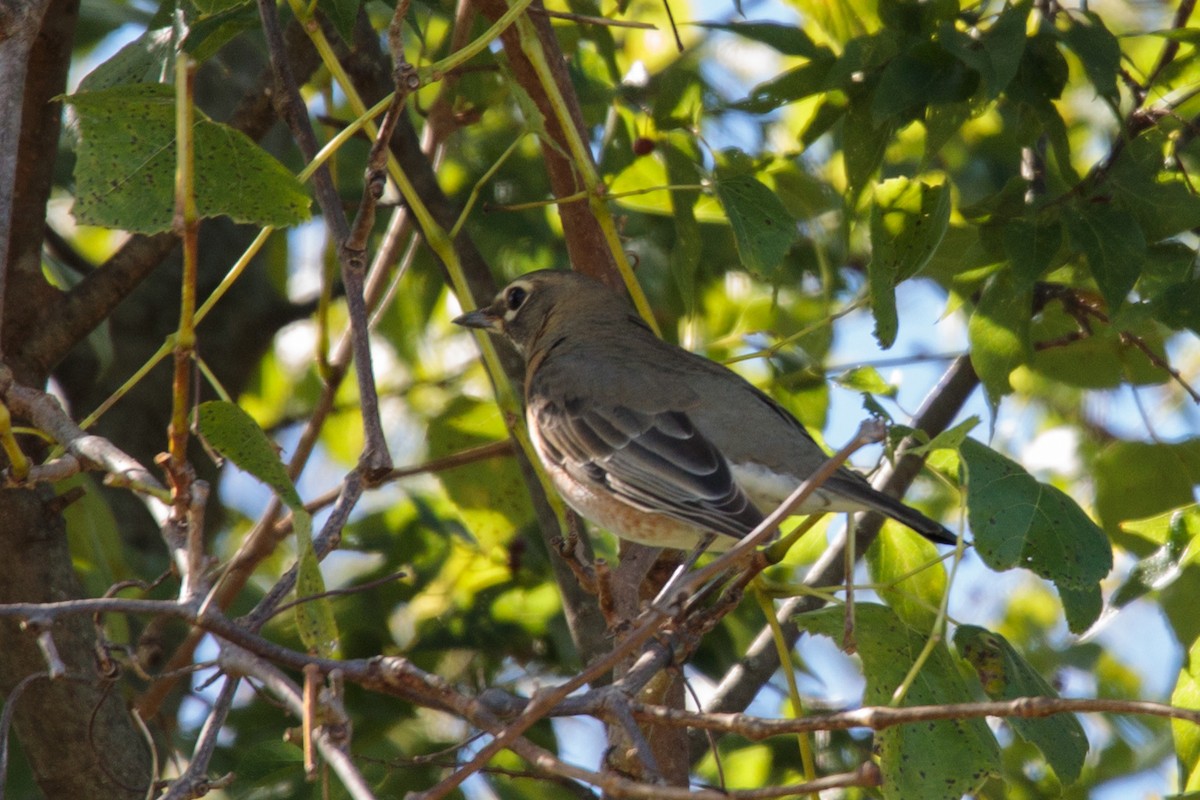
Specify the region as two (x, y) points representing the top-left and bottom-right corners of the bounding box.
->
(454, 270), (955, 551)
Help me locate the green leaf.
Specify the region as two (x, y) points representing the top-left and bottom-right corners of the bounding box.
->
(1028, 304), (1168, 389)
(663, 138), (702, 309)
(696, 21), (826, 58)
(843, 99), (893, 196)
(733, 57), (837, 113)
(712, 172), (799, 282)
(1121, 504), (1200, 548)
(1056, 582), (1103, 634)
(1008, 31), (1069, 104)
(67, 84), (310, 233)
(1058, 11), (1121, 101)
(1036, 99), (1080, 185)
(904, 416), (981, 457)
(866, 527), (946, 630)
(1140, 241), (1199, 298)
(196, 401), (339, 656)
(771, 164), (841, 221)
(1106, 132), (1200, 242)
(1002, 217), (1063, 288)
(293, 508), (339, 658)
(796, 604), (1001, 799)
(868, 178), (952, 348)
(799, 97), (848, 149)
(196, 401), (302, 509)
(960, 438), (1112, 632)
(955, 625), (1088, 785)
(833, 365), (897, 397)
(980, 0), (1030, 97)
(968, 269), (1032, 403)
(923, 101), (973, 162)
(608, 152), (676, 217)
(185, 5), (261, 63)
(1062, 204), (1146, 311)
(317, 0), (361, 42)
(63, 475), (132, 606)
(877, 0), (958, 35)
(1155, 279), (1200, 335)
(871, 43), (977, 122)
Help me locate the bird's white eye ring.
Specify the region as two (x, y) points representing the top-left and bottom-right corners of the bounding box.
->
(506, 286), (528, 311)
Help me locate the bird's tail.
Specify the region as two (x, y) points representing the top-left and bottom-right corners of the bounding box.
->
(869, 494), (958, 546)
(827, 473), (958, 546)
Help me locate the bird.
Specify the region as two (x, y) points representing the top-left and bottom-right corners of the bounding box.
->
(453, 270), (956, 552)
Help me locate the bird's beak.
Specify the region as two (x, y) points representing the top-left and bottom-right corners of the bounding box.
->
(452, 308), (501, 332)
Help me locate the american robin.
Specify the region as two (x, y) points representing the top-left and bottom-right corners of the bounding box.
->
(454, 270), (955, 551)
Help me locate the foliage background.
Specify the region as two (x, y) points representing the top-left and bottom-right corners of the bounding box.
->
(0, 0), (1198, 798)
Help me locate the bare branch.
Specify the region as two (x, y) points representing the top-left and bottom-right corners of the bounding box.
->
(0, 369), (171, 527)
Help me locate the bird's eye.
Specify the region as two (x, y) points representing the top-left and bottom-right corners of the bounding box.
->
(506, 286), (528, 311)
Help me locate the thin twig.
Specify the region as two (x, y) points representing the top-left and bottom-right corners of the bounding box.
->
(530, 7), (657, 30)
(161, 676), (240, 800)
(624, 695), (1200, 735)
(268, 571), (408, 619)
(255, 0), (392, 474)
(220, 646), (378, 800)
(303, 440), (513, 515)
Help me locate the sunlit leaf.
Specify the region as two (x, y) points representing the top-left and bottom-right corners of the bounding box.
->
(834, 365), (897, 397)
(1027, 304), (1168, 389)
(866, 527), (946, 630)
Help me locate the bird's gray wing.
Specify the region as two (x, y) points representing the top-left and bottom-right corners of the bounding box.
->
(531, 395), (763, 541)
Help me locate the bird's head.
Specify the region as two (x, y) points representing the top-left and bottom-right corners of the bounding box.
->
(452, 270), (635, 355)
